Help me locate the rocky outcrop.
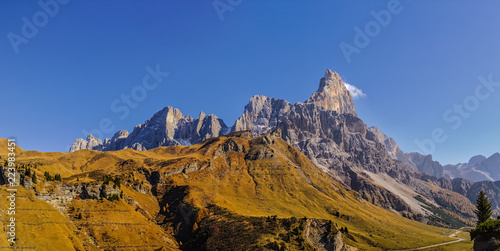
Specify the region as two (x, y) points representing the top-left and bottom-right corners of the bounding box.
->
(70, 107), (229, 152)
(472, 220), (500, 251)
(245, 130), (281, 160)
(36, 183), (122, 213)
(303, 219), (357, 251)
(473, 236), (500, 251)
(0, 166), (21, 186)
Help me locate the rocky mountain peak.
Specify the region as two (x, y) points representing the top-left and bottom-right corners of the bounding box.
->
(468, 155), (487, 166)
(69, 134), (103, 152)
(305, 69), (356, 115)
(70, 106), (228, 152)
(112, 130), (129, 139)
(197, 111), (206, 120)
(319, 69), (342, 89)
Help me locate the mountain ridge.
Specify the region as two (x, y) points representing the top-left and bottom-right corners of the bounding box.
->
(69, 68), (493, 227)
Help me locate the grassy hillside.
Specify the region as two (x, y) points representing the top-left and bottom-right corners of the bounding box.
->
(0, 132), (462, 250)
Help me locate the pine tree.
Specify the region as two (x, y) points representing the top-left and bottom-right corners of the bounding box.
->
(475, 190), (493, 225)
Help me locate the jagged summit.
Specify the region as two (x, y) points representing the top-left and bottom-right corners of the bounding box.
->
(318, 69), (342, 91)
(468, 155), (487, 166)
(71, 69), (358, 152)
(69, 106), (228, 152)
(305, 69), (356, 115)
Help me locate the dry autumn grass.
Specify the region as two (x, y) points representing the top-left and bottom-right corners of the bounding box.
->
(0, 135), (466, 250)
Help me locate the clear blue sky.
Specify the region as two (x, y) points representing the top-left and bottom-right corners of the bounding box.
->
(1, 0), (499, 165)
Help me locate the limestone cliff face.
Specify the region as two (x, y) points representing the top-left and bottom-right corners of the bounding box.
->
(69, 134), (103, 152)
(232, 95), (292, 137)
(70, 107), (228, 151)
(305, 69), (356, 115)
(231, 70), (423, 215)
(367, 127), (408, 163)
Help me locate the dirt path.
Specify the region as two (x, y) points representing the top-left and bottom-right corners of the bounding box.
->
(394, 229), (465, 251)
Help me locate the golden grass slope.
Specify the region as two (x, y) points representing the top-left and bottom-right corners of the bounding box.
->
(160, 134), (458, 250)
(0, 186), (88, 250)
(1, 133), (463, 250)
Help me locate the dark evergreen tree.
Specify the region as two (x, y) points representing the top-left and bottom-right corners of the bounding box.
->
(475, 190), (493, 226)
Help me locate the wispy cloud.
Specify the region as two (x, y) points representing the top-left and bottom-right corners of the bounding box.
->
(344, 83), (366, 99)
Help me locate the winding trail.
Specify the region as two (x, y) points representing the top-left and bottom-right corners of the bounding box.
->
(394, 229), (465, 251)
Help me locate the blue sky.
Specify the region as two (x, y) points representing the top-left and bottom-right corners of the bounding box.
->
(1, 0), (499, 165)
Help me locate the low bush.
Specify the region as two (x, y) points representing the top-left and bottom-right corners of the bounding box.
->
(470, 219), (500, 240)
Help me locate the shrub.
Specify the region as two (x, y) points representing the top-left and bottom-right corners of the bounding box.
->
(44, 171), (53, 181)
(108, 194), (120, 201)
(470, 219), (500, 240)
(114, 177), (121, 188)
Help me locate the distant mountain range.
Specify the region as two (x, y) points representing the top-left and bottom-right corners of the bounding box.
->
(71, 69), (499, 226)
(370, 126), (500, 182)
